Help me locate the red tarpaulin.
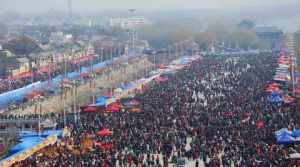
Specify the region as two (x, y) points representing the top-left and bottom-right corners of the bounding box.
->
(265, 83), (281, 93)
(128, 99), (140, 106)
(293, 88), (300, 94)
(38, 65), (55, 73)
(60, 79), (73, 88)
(278, 60), (291, 65)
(95, 68), (105, 74)
(158, 64), (168, 69)
(134, 87), (145, 94)
(71, 55), (94, 64)
(106, 102), (122, 112)
(27, 91), (42, 99)
(10, 71), (34, 80)
(95, 142), (114, 150)
(274, 75), (288, 82)
(283, 95), (295, 104)
(130, 107), (141, 113)
(84, 106), (98, 113)
(155, 76), (169, 83)
(80, 73), (90, 78)
(97, 128), (113, 137)
(266, 83), (280, 88)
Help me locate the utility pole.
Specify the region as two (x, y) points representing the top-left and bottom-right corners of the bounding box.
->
(63, 87), (66, 127)
(38, 97), (42, 136)
(67, 0), (72, 23)
(168, 45), (171, 61)
(128, 9), (137, 57)
(288, 34), (296, 95)
(175, 43), (179, 58)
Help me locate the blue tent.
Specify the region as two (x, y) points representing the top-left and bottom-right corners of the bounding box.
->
(179, 57), (190, 65)
(93, 62), (107, 69)
(275, 128), (291, 137)
(277, 131), (295, 144)
(292, 130), (300, 138)
(121, 82), (134, 90)
(269, 92), (283, 103)
(95, 96), (109, 106)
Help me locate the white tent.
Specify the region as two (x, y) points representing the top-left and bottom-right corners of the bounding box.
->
(289, 153), (300, 159)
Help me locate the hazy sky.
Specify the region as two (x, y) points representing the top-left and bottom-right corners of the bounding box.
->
(0, 0), (299, 13)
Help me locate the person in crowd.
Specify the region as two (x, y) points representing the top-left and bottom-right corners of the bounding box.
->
(9, 52), (300, 167)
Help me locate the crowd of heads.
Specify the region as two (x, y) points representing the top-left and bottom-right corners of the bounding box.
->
(9, 53), (300, 167)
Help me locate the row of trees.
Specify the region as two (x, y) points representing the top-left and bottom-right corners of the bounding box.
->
(138, 19), (259, 50)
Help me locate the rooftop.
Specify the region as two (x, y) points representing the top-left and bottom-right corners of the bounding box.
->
(255, 26), (283, 34)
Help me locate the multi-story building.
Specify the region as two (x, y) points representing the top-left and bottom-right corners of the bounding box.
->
(12, 57), (31, 76)
(255, 26), (284, 51)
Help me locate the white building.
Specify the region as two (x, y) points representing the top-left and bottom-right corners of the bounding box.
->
(49, 32), (73, 45)
(109, 17), (147, 29)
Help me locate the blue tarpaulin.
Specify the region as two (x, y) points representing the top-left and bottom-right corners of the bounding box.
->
(269, 92), (283, 103)
(20, 130), (63, 138)
(95, 96), (109, 106)
(275, 128), (291, 137)
(121, 82), (134, 90)
(292, 130), (300, 138)
(0, 130), (62, 165)
(180, 57), (190, 64)
(10, 136), (44, 154)
(277, 131), (295, 144)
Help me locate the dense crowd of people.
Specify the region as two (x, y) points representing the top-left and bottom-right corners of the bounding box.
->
(8, 52), (300, 167)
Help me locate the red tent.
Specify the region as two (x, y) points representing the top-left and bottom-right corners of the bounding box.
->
(71, 55), (94, 64)
(97, 128), (113, 137)
(155, 76), (168, 83)
(80, 73), (90, 78)
(265, 86), (281, 93)
(158, 64), (168, 69)
(10, 71), (34, 80)
(266, 83), (280, 88)
(39, 65), (55, 73)
(84, 106), (98, 113)
(94, 68), (105, 74)
(106, 102), (122, 112)
(128, 99), (140, 106)
(283, 95), (295, 104)
(27, 91), (42, 99)
(294, 88), (300, 94)
(274, 75), (288, 82)
(95, 142), (114, 151)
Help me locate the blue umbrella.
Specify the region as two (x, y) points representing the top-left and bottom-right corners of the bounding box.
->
(277, 131), (295, 144)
